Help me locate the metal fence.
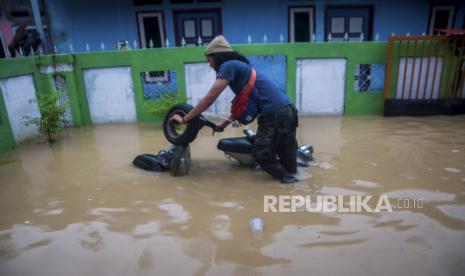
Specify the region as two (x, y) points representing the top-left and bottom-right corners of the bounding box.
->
(385, 35), (465, 100)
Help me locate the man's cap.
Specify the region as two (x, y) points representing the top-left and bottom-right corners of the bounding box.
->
(205, 35), (233, 55)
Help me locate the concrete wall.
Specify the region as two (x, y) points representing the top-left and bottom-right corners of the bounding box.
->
(0, 75), (40, 143)
(0, 41), (391, 155)
(185, 62), (234, 116)
(0, 80), (18, 154)
(296, 59), (346, 115)
(52, 74), (73, 126)
(44, 0), (465, 52)
(84, 67), (137, 123)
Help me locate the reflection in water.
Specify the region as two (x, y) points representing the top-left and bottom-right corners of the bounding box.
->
(0, 116), (465, 275)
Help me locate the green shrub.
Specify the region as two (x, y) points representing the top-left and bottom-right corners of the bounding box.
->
(23, 91), (68, 144)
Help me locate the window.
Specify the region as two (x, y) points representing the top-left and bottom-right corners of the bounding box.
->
(137, 11), (169, 82)
(173, 9), (222, 46)
(201, 18), (213, 37)
(183, 19), (196, 38)
(429, 5), (455, 34)
(349, 17), (363, 33)
(289, 6), (314, 42)
(325, 6), (373, 41)
(331, 17), (345, 34)
(7, 2), (47, 25)
(137, 12), (165, 48)
(354, 64), (386, 92)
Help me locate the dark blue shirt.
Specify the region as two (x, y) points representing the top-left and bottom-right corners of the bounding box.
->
(216, 60), (290, 116)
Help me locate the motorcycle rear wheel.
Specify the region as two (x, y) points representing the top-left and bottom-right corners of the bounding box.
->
(163, 104), (202, 146)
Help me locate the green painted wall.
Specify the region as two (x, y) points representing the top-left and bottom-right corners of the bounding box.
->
(0, 58), (38, 155)
(0, 86), (15, 155)
(69, 42), (388, 122)
(0, 42), (389, 154)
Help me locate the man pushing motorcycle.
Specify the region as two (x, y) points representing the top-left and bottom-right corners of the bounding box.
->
(170, 35), (299, 184)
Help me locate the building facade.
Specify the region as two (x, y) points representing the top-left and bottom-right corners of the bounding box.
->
(1, 0), (464, 55)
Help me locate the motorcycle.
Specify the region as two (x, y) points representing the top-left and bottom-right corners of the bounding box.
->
(133, 104), (314, 176)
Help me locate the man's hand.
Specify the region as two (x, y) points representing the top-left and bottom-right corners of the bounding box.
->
(214, 119), (232, 133)
(170, 114), (185, 124)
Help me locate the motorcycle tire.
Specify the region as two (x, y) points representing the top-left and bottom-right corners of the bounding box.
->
(163, 104), (202, 146)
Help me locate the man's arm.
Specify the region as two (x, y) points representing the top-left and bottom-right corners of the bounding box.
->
(181, 78), (229, 122)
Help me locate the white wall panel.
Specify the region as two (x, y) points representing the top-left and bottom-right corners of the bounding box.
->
(0, 75), (40, 142)
(395, 57), (444, 99)
(296, 59), (346, 115)
(184, 63), (234, 117)
(83, 67), (136, 123)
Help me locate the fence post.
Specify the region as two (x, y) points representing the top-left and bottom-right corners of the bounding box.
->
(384, 36), (395, 101)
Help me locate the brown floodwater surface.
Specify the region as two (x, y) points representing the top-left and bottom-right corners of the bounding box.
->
(1, 116), (465, 276)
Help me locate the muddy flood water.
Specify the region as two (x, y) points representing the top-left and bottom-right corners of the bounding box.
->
(1, 115), (465, 276)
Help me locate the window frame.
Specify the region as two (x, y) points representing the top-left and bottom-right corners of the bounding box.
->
(324, 5), (374, 42)
(172, 8), (222, 46)
(136, 11), (166, 49)
(182, 18), (197, 38)
(428, 5), (456, 35)
(288, 6), (315, 43)
(200, 17), (214, 38)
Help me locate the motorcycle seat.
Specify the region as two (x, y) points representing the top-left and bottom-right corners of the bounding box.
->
(217, 137), (254, 154)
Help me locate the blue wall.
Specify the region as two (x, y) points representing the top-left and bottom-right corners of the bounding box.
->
(46, 0), (138, 52)
(222, 0), (287, 44)
(45, 0), (465, 52)
(248, 55), (287, 91)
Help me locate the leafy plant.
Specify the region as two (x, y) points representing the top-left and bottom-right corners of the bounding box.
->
(144, 93), (186, 117)
(23, 91), (69, 144)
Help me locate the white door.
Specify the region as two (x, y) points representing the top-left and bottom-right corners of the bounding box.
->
(296, 59), (346, 115)
(184, 63), (234, 117)
(83, 67), (137, 123)
(0, 75), (41, 142)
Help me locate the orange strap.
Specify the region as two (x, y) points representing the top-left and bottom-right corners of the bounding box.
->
(231, 69), (257, 119)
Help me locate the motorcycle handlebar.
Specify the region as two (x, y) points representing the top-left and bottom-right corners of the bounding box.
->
(198, 115), (224, 133)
